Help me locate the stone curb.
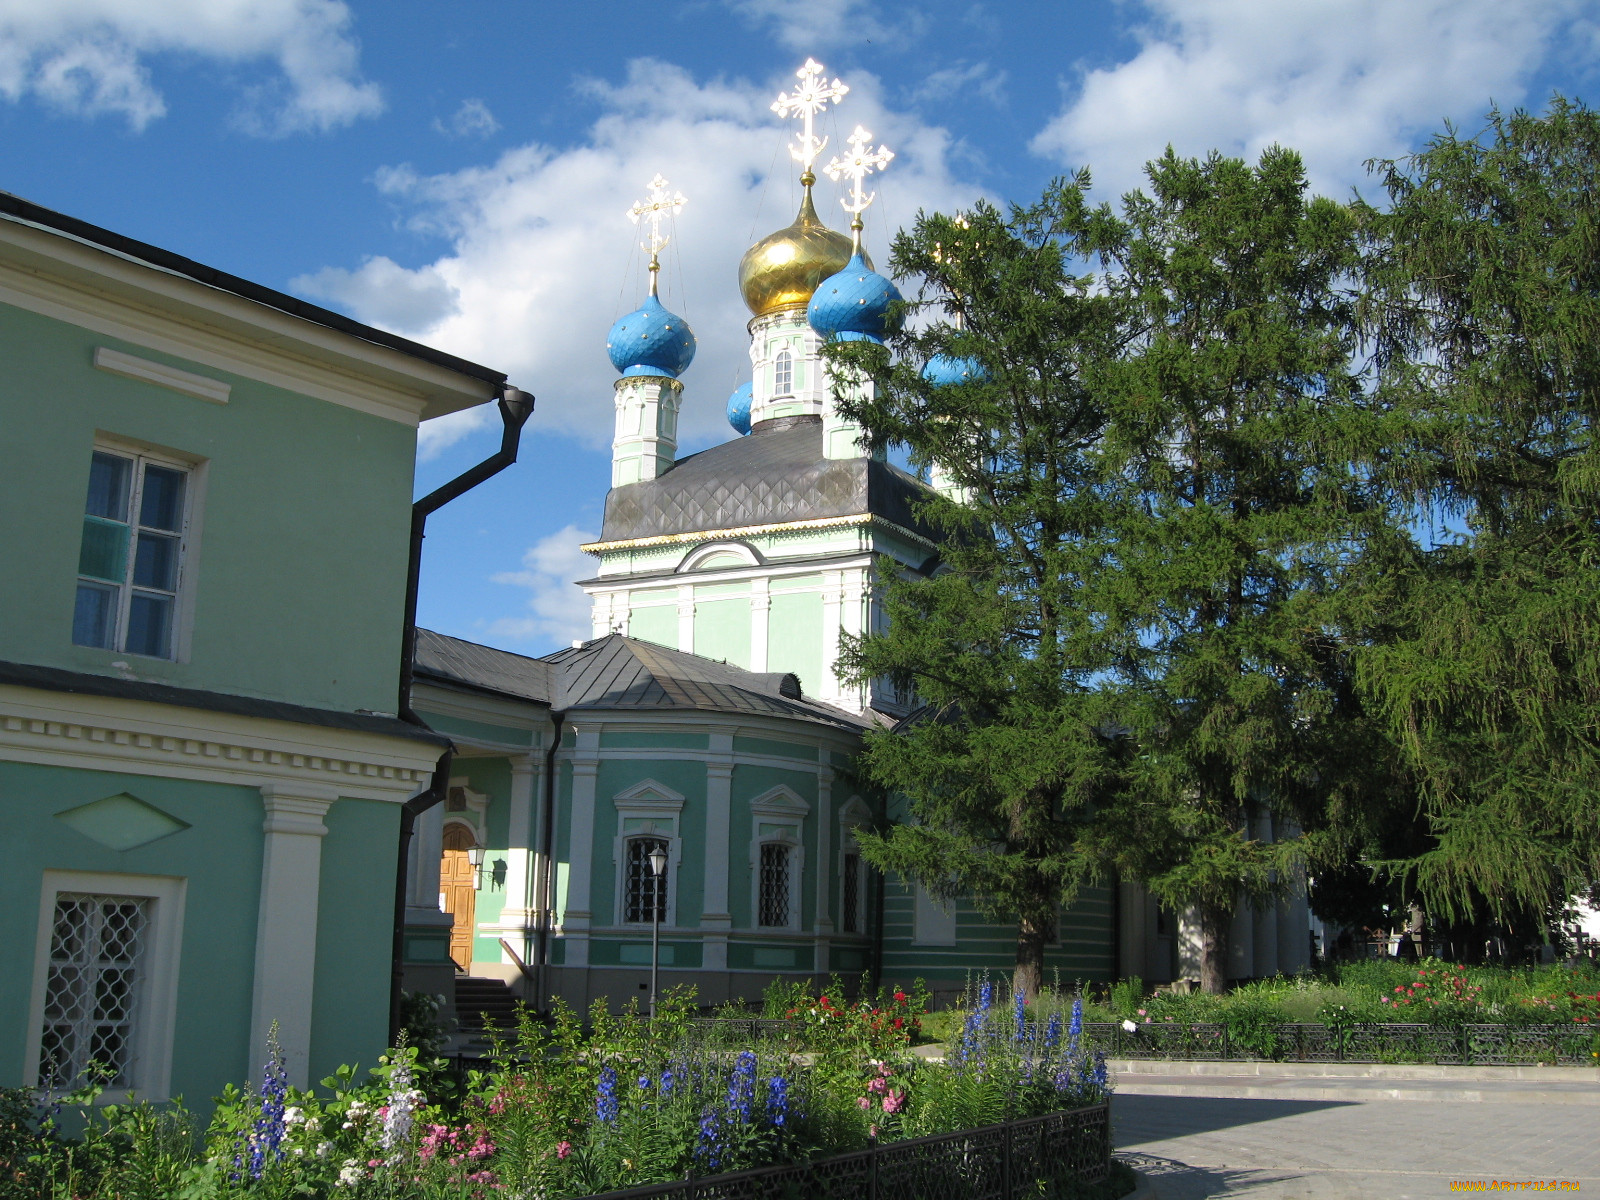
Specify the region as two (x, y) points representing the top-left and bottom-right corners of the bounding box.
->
(1119, 1166), (1161, 1199)
(1106, 1058), (1599, 1083)
(1113, 1079), (1600, 1105)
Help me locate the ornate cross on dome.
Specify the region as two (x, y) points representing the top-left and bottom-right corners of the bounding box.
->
(771, 58), (849, 183)
(627, 173), (686, 295)
(824, 125), (894, 244)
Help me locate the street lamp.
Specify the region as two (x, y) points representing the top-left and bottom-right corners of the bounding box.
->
(648, 845), (668, 1019)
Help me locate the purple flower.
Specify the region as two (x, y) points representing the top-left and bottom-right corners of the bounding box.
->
(766, 1076), (789, 1128)
(697, 1108), (723, 1169)
(727, 1051), (757, 1121)
(250, 1023), (289, 1178)
(596, 1065), (619, 1124)
(1013, 990), (1027, 1043)
(1044, 1013), (1062, 1052)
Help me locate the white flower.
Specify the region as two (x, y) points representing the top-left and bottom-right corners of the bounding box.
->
(337, 1161), (364, 1187)
(1121, 1019), (1138, 1033)
(283, 1105), (303, 1125)
(316, 1141), (333, 1158)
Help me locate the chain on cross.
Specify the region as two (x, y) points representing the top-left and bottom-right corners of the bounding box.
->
(825, 125), (894, 233)
(771, 58), (849, 179)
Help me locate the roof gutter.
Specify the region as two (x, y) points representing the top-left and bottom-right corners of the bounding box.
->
(389, 384), (534, 1043)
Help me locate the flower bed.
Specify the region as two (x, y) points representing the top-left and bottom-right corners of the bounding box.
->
(3, 984), (1112, 1199)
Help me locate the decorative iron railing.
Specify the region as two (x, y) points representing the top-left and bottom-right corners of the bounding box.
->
(575, 1102), (1110, 1200)
(1082, 1021), (1599, 1065)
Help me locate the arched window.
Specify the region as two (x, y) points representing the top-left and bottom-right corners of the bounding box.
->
(759, 842), (792, 927)
(773, 349), (793, 396)
(841, 851), (861, 933)
(624, 836), (669, 924)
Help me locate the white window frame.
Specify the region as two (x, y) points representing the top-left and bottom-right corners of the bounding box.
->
(837, 796), (872, 937)
(773, 348), (793, 397)
(611, 779), (684, 928)
(26, 871), (186, 1102)
(73, 439), (204, 662)
(748, 785), (809, 932)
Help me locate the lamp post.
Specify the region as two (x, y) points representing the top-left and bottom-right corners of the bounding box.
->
(648, 845), (668, 1019)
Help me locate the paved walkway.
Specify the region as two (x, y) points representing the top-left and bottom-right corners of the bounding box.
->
(1112, 1065), (1600, 1198)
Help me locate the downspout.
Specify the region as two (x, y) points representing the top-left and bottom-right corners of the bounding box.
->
(534, 710), (565, 1013)
(389, 386), (534, 1043)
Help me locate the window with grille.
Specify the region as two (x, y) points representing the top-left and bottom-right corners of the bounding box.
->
(73, 447), (192, 659)
(773, 350), (793, 396)
(759, 843), (792, 927)
(37, 893), (150, 1090)
(624, 838), (668, 924)
(842, 853), (860, 933)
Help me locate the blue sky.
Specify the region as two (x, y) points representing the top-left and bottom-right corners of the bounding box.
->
(4, 0), (1596, 656)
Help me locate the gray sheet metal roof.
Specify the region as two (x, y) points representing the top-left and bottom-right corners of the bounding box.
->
(414, 628), (866, 732)
(598, 417), (937, 544)
(414, 629), (554, 704)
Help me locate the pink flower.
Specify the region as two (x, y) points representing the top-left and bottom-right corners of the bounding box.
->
(1137, 1009), (1146, 1016)
(857, 1096), (872, 1110)
(882, 1088), (906, 1114)
(867, 1077), (887, 1093)
(556, 1141), (572, 1160)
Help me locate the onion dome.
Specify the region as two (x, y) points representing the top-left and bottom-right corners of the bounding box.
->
(922, 355), (988, 387)
(807, 252), (901, 343)
(738, 187), (856, 317)
(727, 381), (753, 435)
(606, 293), (696, 378)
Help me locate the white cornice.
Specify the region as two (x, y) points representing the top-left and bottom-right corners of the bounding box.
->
(581, 512), (935, 555)
(0, 684), (441, 802)
(0, 221), (497, 425)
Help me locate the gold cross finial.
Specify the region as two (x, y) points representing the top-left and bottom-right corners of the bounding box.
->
(771, 58), (849, 184)
(824, 125), (893, 247)
(627, 173), (686, 296)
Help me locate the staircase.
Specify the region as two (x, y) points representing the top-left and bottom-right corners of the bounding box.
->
(454, 975), (520, 1043)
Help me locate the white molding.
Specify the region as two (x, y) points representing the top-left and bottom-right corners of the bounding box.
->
(748, 784), (807, 933)
(679, 542), (761, 572)
(0, 684), (440, 802)
(26, 870), (186, 1102)
(94, 346), (231, 405)
(748, 783), (811, 819)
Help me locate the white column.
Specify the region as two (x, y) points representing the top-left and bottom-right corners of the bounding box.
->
(814, 767), (835, 935)
(820, 571), (844, 705)
(838, 571), (866, 712)
(563, 733), (600, 968)
(1251, 809), (1279, 978)
(677, 585), (695, 655)
(1228, 895), (1255, 981)
(1176, 907), (1204, 983)
(249, 783), (337, 1089)
(498, 756), (538, 966)
(701, 734), (734, 971)
(750, 579), (770, 673)
(1117, 881), (1147, 981)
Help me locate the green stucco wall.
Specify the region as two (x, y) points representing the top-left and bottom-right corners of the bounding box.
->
(693, 598), (750, 669)
(766, 592), (822, 697)
(0, 306), (416, 712)
(628, 605), (677, 649)
(588, 759), (707, 928)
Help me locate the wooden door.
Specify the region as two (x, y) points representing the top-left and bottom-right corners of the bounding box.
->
(440, 823), (478, 972)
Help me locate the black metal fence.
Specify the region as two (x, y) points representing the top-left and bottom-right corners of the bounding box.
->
(1084, 1021), (1599, 1065)
(577, 1103), (1110, 1200)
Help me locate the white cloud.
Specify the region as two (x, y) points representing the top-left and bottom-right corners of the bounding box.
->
(292, 256), (459, 335)
(1031, 0), (1587, 200)
(0, 0), (383, 133)
(435, 97), (499, 139)
(301, 57), (981, 458)
(487, 524), (598, 650)
(905, 61), (1007, 109)
(722, 0), (927, 53)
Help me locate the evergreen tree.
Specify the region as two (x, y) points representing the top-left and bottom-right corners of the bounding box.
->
(832, 149), (1393, 995)
(1355, 97), (1600, 924)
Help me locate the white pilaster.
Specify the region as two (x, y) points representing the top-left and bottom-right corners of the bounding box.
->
(497, 756), (538, 965)
(1228, 895), (1255, 981)
(611, 375), (682, 487)
(701, 732), (734, 971)
(562, 732), (601, 968)
(750, 579), (771, 673)
(837, 570), (866, 712)
(1251, 809), (1279, 978)
(677, 585), (695, 654)
(249, 783), (337, 1089)
(820, 571), (843, 706)
(1176, 907), (1204, 982)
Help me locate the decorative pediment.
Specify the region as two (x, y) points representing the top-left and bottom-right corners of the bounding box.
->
(679, 541), (762, 572)
(838, 796), (872, 826)
(748, 783), (810, 820)
(613, 778), (686, 813)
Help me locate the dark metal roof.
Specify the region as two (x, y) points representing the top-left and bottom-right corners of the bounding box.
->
(414, 629), (554, 704)
(0, 658), (449, 746)
(0, 190), (506, 388)
(413, 628), (865, 732)
(598, 416), (938, 544)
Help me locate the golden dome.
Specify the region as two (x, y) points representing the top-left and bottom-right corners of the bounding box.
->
(738, 185), (858, 317)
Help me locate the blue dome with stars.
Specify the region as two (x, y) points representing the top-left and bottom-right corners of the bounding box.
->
(806, 252), (901, 344)
(727, 381), (753, 435)
(607, 293), (696, 378)
(922, 354), (988, 387)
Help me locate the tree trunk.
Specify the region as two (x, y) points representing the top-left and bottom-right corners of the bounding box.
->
(1013, 913), (1049, 1001)
(1199, 906), (1231, 994)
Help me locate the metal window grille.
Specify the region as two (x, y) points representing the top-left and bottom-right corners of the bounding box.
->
(842, 853), (859, 933)
(759, 843), (791, 927)
(773, 350), (793, 396)
(625, 838), (668, 924)
(38, 893), (150, 1089)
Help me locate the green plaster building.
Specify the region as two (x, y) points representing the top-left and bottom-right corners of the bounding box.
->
(0, 193), (509, 1100)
